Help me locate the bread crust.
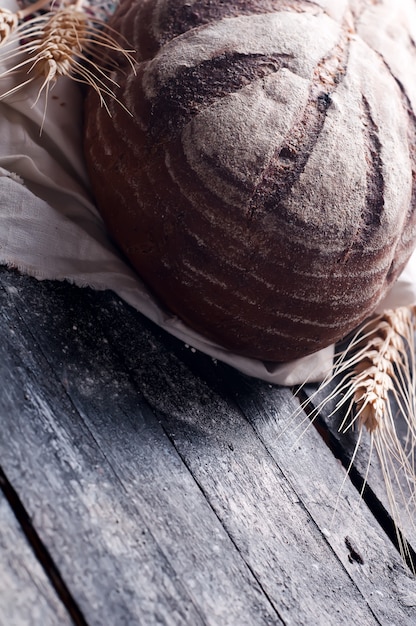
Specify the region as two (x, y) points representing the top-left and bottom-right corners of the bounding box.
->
(84, 0), (416, 361)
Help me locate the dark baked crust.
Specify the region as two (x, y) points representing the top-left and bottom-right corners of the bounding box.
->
(84, 0), (416, 361)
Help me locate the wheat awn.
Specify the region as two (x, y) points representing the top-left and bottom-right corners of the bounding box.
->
(293, 305), (416, 572)
(0, 0), (136, 123)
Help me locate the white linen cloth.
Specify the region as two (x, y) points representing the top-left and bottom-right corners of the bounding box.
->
(0, 0), (415, 385)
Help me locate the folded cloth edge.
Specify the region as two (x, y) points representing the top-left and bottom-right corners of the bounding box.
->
(0, 0), (415, 386)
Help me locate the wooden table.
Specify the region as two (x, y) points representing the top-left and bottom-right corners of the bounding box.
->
(1, 265), (415, 625)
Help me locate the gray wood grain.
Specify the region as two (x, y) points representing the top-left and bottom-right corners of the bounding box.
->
(220, 372), (416, 624)
(116, 335), (416, 625)
(2, 266), (415, 624)
(0, 491), (72, 626)
(302, 379), (416, 564)
(0, 268), (281, 626)
(4, 270), (394, 626)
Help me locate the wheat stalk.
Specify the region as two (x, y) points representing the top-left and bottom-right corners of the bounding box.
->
(0, 0), (136, 123)
(347, 308), (416, 569)
(292, 305), (416, 572)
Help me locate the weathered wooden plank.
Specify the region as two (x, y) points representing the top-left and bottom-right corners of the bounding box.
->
(216, 371), (416, 623)
(0, 268), (282, 626)
(86, 288), (416, 620)
(301, 379), (416, 563)
(0, 488), (72, 626)
(0, 269), (402, 624)
(0, 330), (205, 626)
(114, 336), (416, 624)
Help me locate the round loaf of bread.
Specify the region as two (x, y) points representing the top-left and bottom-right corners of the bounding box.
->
(84, 0), (416, 362)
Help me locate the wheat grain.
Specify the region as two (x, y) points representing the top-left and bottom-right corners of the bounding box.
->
(350, 309), (412, 433)
(348, 308), (416, 569)
(292, 305), (416, 572)
(0, 9), (18, 45)
(0, 0), (136, 120)
(0, 0), (59, 46)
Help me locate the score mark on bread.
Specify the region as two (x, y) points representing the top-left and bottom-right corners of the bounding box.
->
(84, 0), (416, 362)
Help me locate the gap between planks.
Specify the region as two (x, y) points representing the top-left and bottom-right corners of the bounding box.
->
(1, 267), (416, 624)
(0, 465), (87, 626)
(297, 386), (416, 573)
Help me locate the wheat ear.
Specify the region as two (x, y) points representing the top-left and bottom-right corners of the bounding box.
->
(293, 306), (416, 571)
(0, 0), (136, 119)
(0, 0), (56, 46)
(0, 8), (19, 45)
(348, 308), (416, 570)
(349, 308), (415, 433)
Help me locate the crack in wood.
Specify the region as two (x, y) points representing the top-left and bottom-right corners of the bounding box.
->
(155, 418), (288, 626)
(297, 388), (416, 576)
(0, 466), (88, 626)
(345, 535), (365, 565)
